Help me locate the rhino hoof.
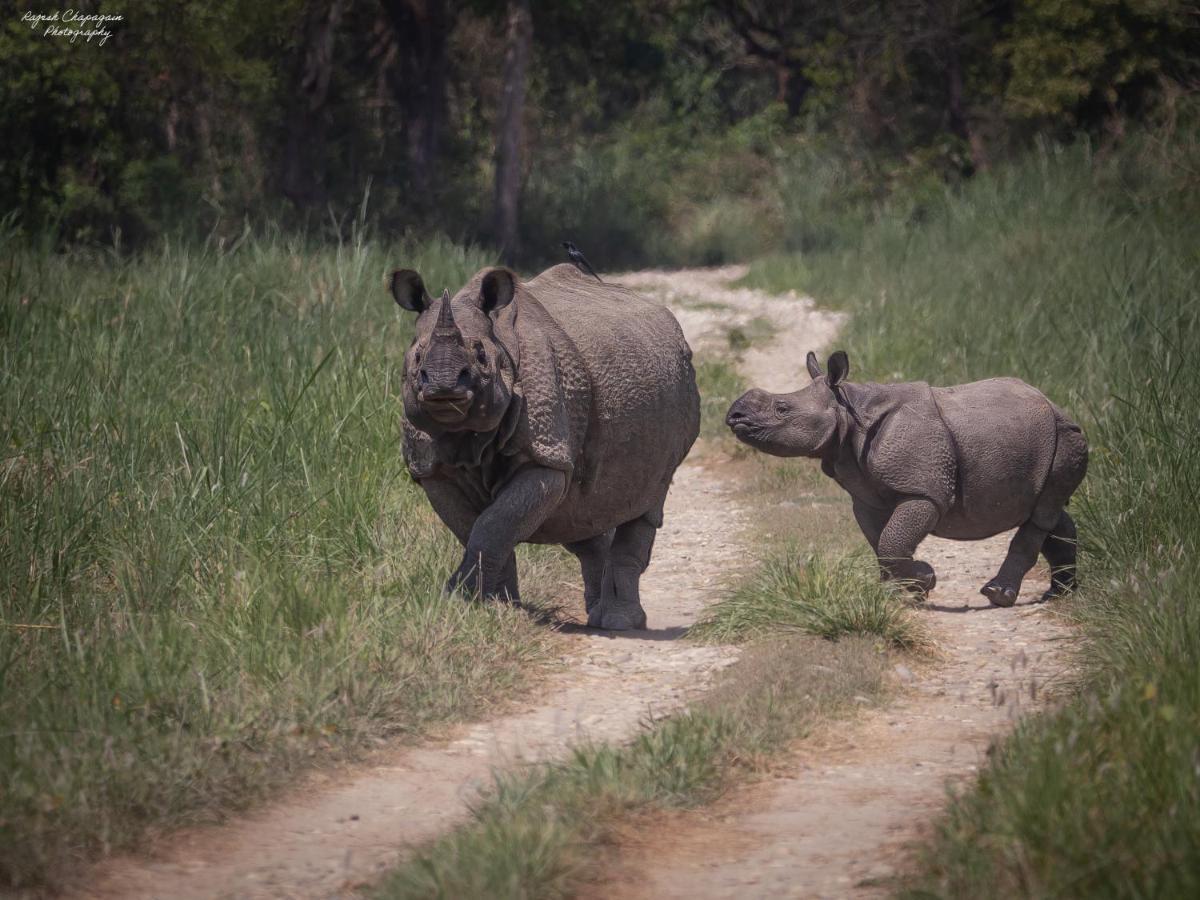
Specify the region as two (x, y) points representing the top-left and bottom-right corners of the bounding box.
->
(587, 604), (648, 631)
(981, 581), (1018, 608)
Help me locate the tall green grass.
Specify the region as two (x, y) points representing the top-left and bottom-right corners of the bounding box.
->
(0, 228), (563, 887)
(748, 122), (1200, 897)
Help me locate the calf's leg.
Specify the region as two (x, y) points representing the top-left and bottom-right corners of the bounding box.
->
(982, 520), (1049, 607)
(876, 497), (940, 596)
(1039, 510), (1078, 601)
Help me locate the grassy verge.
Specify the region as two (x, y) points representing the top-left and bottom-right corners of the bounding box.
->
(694, 547), (927, 651)
(747, 122), (1200, 896)
(0, 230), (570, 887)
(375, 633), (888, 900)
(694, 357), (745, 444)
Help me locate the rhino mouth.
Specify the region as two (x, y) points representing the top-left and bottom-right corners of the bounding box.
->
(419, 392), (474, 423)
(728, 420), (766, 443)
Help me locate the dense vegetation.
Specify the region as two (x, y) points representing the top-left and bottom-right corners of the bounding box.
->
(746, 114), (1200, 897)
(0, 230), (573, 887)
(3, 1), (1196, 264)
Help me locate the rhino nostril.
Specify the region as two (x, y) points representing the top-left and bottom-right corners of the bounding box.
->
(419, 369), (430, 385)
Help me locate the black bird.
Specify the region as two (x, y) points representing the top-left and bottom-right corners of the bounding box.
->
(562, 241), (602, 282)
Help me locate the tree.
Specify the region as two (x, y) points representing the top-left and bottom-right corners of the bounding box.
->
(493, 0), (532, 263)
(283, 0), (346, 207)
(378, 0), (453, 199)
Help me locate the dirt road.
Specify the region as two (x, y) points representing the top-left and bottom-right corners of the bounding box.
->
(597, 535), (1072, 899)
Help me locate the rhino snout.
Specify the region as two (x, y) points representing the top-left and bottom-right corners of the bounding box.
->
(726, 390), (769, 431)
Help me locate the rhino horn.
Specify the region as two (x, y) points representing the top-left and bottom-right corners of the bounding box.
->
(433, 289), (460, 339)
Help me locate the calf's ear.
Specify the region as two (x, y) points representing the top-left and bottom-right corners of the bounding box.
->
(826, 350), (850, 387)
(480, 268), (517, 312)
(806, 351), (822, 380)
(391, 269), (432, 312)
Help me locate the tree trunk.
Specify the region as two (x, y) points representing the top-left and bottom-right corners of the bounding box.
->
(945, 40), (988, 172)
(283, 0), (345, 207)
(378, 0), (451, 200)
(493, 0), (532, 265)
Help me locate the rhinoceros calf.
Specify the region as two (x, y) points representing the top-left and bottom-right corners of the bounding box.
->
(391, 263), (699, 630)
(726, 351), (1088, 607)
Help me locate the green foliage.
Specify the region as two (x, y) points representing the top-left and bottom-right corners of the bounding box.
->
(694, 358), (744, 443)
(2, 0), (1194, 261)
(1002, 0), (1197, 124)
(747, 118), (1200, 898)
(0, 228), (568, 888)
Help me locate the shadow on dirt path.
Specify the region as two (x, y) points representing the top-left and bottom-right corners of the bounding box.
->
(73, 268), (835, 899)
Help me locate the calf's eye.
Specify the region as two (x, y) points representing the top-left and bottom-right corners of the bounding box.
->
(774, 401), (789, 415)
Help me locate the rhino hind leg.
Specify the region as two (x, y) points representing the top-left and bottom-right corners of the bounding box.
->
(1039, 511), (1078, 602)
(587, 516), (654, 631)
(566, 530), (614, 614)
(982, 519), (1052, 607)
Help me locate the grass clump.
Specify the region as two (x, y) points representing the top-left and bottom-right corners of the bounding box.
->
(0, 228), (563, 888)
(375, 634), (888, 900)
(693, 547), (926, 651)
(694, 358), (745, 443)
(741, 122), (1200, 897)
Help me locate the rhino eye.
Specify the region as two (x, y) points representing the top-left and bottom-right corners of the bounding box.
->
(474, 342), (487, 365)
(774, 401), (790, 416)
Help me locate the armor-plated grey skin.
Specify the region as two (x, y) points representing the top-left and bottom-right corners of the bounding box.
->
(391, 263), (700, 630)
(726, 351), (1088, 607)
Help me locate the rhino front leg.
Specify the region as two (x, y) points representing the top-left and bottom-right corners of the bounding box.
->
(876, 497), (940, 597)
(455, 466), (566, 601)
(449, 551), (521, 602)
(588, 516), (654, 631)
(852, 499), (887, 553)
(982, 520), (1049, 608)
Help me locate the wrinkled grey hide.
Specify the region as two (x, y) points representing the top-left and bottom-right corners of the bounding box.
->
(726, 351), (1088, 606)
(392, 263), (700, 629)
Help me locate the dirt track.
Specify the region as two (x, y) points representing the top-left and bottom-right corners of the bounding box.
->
(595, 535), (1071, 900)
(74, 268), (1069, 899)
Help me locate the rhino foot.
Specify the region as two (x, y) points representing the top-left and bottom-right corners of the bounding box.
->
(587, 602), (648, 631)
(1039, 580), (1076, 604)
(981, 580), (1018, 608)
(884, 560), (936, 598)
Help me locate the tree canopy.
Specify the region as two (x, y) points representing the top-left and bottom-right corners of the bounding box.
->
(2, 0), (1195, 261)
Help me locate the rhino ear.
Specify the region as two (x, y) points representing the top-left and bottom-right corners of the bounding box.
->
(826, 351), (850, 387)
(390, 269), (432, 312)
(806, 351), (822, 380)
(480, 268), (517, 313)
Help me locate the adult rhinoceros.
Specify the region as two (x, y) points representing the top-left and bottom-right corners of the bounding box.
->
(391, 263), (699, 630)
